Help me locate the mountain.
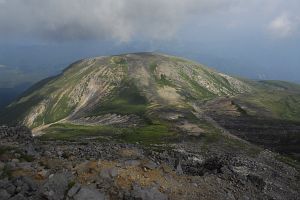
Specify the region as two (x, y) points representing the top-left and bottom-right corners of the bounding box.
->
(0, 53), (251, 127)
(1, 53), (300, 199)
(1, 52), (300, 158)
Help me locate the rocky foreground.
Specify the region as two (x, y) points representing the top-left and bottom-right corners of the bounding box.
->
(0, 126), (299, 200)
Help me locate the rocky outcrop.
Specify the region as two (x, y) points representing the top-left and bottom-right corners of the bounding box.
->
(70, 114), (142, 127)
(0, 125), (33, 141)
(0, 126), (299, 200)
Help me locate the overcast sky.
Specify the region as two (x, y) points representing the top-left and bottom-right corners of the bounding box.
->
(0, 0), (299, 82)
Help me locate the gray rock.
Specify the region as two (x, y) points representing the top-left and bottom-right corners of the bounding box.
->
(73, 186), (106, 200)
(41, 171), (73, 200)
(131, 185), (168, 200)
(57, 151), (63, 157)
(67, 183), (81, 197)
(14, 153), (21, 158)
(176, 163), (183, 175)
(43, 151), (52, 157)
(6, 162), (16, 169)
(21, 176), (38, 193)
(0, 189), (11, 200)
(0, 178), (10, 188)
(144, 161), (158, 170)
(230, 166), (250, 177)
(23, 144), (38, 157)
(8, 193), (27, 200)
(11, 159), (19, 163)
(5, 183), (16, 195)
(100, 168), (118, 179)
(124, 160), (141, 167)
(247, 174), (266, 190)
(0, 162), (5, 170)
(16, 162), (33, 170)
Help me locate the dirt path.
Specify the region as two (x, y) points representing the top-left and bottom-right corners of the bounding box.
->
(31, 118), (67, 136)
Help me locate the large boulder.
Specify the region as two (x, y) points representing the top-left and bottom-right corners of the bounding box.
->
(0, 189), (11, 199)
(131, 185), (168, 200)
(73, 186), (107, 200)
(40, 171), (73, 200)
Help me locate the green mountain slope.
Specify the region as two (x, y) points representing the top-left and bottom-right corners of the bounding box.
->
(0, 53), (251, 130)
(235, 80), (300, 121)
(1, 53), (300, 159)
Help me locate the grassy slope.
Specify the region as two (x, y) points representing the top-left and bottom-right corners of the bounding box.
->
(0, 59), (114, 127)
(236, 80), (300, 121)
(149, 56), (240, 102)
(40, 122), (177, 145)
(19, 57), (129, 128)
(89, 79), (148, 116)
(0, 68), (76, 125)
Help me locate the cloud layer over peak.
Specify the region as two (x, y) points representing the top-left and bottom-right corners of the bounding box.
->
(0, 0), (237, 42)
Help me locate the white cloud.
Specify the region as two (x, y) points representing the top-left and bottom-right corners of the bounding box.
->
(0, 0), (236, 42)
(268, 14), (298, 38)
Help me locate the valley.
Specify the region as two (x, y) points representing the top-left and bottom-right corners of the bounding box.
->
(0, 84), (30, 112)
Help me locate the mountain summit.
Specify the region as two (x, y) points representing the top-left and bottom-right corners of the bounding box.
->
(1, 53), (250, 130)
